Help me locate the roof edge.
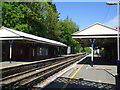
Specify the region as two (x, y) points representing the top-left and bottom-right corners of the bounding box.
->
(72, 22), (117, 35)
(0, 27), (67, 47)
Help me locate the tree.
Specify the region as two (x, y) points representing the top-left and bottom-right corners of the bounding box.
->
(2, 2), (59, 38)
(43, 2), (59, 40)
(56, 17), (81, 54)
(2, 2), (81, 54)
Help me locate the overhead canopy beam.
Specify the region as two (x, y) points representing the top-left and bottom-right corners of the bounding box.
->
(72, 35), (119, 39)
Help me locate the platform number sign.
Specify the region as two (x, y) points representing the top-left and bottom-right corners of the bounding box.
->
(10, 42), (13, 47)
(90, 39), (95, 47)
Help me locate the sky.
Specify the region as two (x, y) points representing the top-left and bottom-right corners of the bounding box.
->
(53, 2), (118, 30)
(53, 0), (118, 2)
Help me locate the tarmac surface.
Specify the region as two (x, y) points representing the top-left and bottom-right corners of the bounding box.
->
(43, 55), (117, 90)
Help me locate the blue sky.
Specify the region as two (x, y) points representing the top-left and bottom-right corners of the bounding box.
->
(53, 0), (118, 2)
(53, 2), (117, 30)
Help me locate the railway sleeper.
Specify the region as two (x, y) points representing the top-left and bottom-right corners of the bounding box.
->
(1, 59), (66, 82)
(1, 56), (73, 83)
(2, 54), (85, 90)
(1, 56), (73, 79)
(14, 58), (80, 90)
(1, 56), (76, 86)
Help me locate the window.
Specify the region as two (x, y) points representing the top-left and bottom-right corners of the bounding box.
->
(20, 49), (23, 55)
(32, 49), (35, 56)
(37, 47), (48, 56)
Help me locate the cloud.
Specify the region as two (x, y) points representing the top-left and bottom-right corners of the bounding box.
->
(104, 16), (118, 28)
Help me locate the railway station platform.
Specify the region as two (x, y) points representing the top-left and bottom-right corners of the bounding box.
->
(0, 61), (29, 69)
(40, 55), (118, 90)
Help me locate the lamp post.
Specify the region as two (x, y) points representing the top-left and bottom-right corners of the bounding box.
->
(106, 1), (120, 78)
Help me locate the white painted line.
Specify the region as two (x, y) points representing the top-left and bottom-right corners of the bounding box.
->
(40, 63), (76, 89)
(40, 54), (90, 89)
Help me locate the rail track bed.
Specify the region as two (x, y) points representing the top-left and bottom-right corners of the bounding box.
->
(0, 54), (86, 90)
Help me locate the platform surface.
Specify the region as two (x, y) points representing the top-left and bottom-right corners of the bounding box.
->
(43, 55), (117, 89)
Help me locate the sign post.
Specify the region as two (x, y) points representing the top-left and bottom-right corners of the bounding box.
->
(90, 39), (95, 67)
(9, 40), (13, 63)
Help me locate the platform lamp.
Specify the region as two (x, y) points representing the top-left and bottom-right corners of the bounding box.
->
(106, 1), (120, 78)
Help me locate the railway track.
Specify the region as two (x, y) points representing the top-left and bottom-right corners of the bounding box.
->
(0, 54), (86, 90)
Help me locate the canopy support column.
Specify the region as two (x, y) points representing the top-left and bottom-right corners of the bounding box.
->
(9, 40), (13, 63)
(91, 47), (94, 65)
(90, 39), (95, 67)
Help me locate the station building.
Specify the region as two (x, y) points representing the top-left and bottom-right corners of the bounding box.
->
(0, 27), (67, 61)
(72, 23), (119, 63)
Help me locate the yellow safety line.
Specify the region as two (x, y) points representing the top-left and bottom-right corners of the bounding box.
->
(61, 64), (84, 90)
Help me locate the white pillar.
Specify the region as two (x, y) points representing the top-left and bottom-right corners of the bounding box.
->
(90, 47), (94, 67)
(89, 39), (95, 67)
(91, 47), (94, 62)
(9, 41), (13, 63)
(10, 46), (12, 59)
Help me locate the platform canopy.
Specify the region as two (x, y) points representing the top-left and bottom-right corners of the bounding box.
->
(72, 23), (118, 47)
(0, 27), (67, 47)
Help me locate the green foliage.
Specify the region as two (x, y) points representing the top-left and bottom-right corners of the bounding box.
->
(55, 17), (80, 54)
(84, 47), (91, 53)
(2, 2), (58, 37)
(2, 2), (81, 54)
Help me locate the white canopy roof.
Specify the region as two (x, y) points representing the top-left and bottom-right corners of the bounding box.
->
(72, 23), (118, 47)
(72, 23), (118, 39)
(0, 27), (67, 47)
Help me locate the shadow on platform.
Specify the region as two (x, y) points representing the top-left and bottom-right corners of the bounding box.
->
(42, 77), (116, 90)
(77, 56), (116, 66)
